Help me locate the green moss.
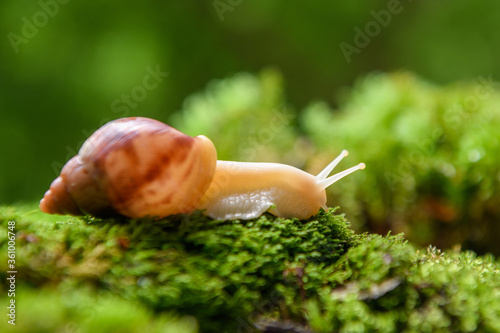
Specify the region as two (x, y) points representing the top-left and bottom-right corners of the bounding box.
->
(0, 206), (355, 332)
(1, 205), (500, 332)
(307, 245), (500, 333)
(0, 286), (198, 333)
(300, 72), (500, 254)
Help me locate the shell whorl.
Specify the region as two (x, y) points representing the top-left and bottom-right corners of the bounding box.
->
(39, 117), (217, 218)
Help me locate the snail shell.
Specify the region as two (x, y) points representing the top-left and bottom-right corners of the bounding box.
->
(39, 117), (217, 218)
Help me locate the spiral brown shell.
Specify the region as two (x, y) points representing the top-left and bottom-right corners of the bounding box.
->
(39, 117), (217, 218)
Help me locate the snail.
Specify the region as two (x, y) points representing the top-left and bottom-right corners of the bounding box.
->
(40, 117), (365, 220)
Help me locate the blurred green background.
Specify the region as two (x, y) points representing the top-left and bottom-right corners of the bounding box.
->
(2, 1), (500, 253)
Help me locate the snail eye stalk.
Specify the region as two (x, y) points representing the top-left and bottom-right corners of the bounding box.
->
(316, 150), (349, 180)
(316, 150), (365, 189)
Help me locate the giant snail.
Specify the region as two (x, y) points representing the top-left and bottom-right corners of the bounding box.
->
(40, 117), (365, 220)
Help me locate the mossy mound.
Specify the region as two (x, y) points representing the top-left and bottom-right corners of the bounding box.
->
(307, 240), (500, 332)
(1, 206), (500, 332)
(301, 72), (500, 254)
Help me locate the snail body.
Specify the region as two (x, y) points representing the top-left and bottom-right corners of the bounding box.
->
(40, 117), (365, 220)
